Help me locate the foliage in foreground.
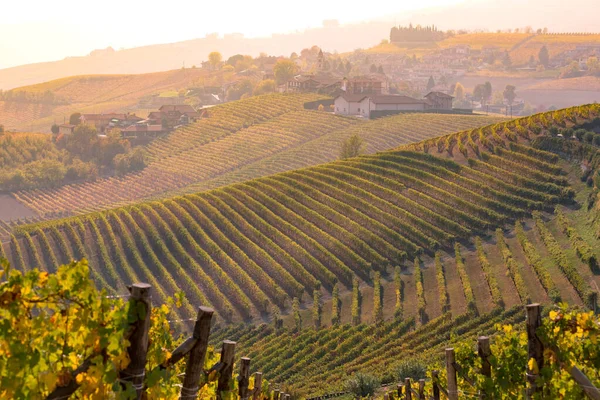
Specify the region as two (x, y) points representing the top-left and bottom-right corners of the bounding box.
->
(434, 305), (600, 399)
(0, 259), (260, 399)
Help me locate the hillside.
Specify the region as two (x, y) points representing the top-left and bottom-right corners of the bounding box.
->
(7, 95), (503, 219)
(0, 68), (213, 131)
(2, 104), (597, 325)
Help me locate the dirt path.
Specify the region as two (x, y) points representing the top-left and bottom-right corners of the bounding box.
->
(422, 259), (442, 322)
(526, 220), (582, 305)
(504, 233), (550, 304)
(461, 244), (495, 314)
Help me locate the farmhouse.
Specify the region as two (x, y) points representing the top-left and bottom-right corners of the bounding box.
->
(425, 91), (454, 110)
(334, 94), (428, 117)
(147, 105), (199, 128)
(58, 124), (76, 135)
(334, 92), (454, 118)
(79, 113), (143, 133)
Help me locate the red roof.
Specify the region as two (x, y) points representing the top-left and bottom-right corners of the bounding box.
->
(158, 104), (197, 114)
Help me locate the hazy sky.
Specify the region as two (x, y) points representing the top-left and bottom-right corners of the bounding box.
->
(0, 0), (463, 69)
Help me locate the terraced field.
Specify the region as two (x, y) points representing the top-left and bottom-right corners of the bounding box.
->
(3, 105), (598, 329)
(11, 94), (502, 217)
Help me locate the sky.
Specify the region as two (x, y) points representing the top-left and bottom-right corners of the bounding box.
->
(0, 0), (463, 69)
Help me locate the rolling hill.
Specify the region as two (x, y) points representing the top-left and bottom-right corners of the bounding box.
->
(7, 94), (503, 219)
(0, 68), (216, 131)
(1, 103), (600, 397)
(2, 104), (597, 324)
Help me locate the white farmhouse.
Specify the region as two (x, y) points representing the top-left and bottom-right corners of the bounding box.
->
(334, 94), (428, 118)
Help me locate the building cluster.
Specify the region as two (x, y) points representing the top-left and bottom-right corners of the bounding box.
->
(58, 105), (199, 138)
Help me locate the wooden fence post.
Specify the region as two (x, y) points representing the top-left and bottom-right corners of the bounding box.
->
(384, 393), (389, 400)
(217, 340), (237, 399)
(284, 395), (291, 400)
(418, 379), (425, 400)
(478, 336), (492, 399)
(591, 292), (598, 315)
(180, 306), (214, 400)
(432, 370), (440, 400)
(397, 383), (403, 398)
(526, 304), (543, 399)
(238, 357), (251, 399)
(405, 378), (412, 400)
(252, 372), (263, 400)
(446, 348), (458, 400)
(273, 388), (280, 400)
(120, 283), (152, 399)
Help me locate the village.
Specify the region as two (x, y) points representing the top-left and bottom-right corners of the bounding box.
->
(50, 25), (600, 136)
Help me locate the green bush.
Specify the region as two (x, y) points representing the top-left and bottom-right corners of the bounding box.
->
(575, 129), (587, 141)
(584, 131), (595, 143)
(397, 359), (427, 381)
(344, 372), (380, 398)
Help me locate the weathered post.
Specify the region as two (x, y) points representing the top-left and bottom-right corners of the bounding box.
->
(418, 379), (425, 400)
(284, 395), (290, 400)
(526, 304), (543, 399)
(274, 388), (281, 400)
(432, 370), (440, 400)
(252, 372), (263, 400)
(405, 378), (412, 400)
(238, 357), (251, 399)
(120, 283), (152, 399)
(217, 340), (237, 399)
(446, 348), (458, 400)
(397, 383), (403, 398)
(478, 336), (491, 399)
(384, 393), (389, 400)
(180, 306), (214, 400)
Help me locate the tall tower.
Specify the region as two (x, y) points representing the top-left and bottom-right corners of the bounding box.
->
(318, 49), (324, 71)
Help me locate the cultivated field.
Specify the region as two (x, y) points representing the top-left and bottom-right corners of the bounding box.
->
(3, 105), (597, 328)
(9, 94), (503, 218)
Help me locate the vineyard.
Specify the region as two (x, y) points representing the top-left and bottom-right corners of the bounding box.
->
(1, 103), (600, 398)
(9, 94), (502, 218)
(0, 68), (216, 131)
(1, 104), (598, 326)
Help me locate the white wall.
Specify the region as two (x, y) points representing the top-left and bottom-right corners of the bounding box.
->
(372, 102), (425, 111)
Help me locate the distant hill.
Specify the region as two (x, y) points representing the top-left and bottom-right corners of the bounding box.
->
(0, 68), (214, 131)
(0, 22), (389, 90)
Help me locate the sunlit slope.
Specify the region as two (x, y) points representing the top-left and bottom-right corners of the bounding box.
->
(4, 105), (596, 327)
(12, 96), (502, 216)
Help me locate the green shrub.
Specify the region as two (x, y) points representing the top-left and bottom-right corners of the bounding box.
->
(575, 129), (587, 141)
(344, 372), (380, 398)
(584, 131), (595, 143)
(397, 359), (427, 381)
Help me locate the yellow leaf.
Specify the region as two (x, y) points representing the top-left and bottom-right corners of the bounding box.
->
(549, 310), (558, 320)
(76, 373), (84, 384)
(528, 358), (539, 374)
(41, 372), (58, 392)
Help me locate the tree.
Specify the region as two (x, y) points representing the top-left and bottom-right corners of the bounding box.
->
(208, 51), (222, 70)
(453, 82), (465, 101)
(426, 76), (436, 91)
(273, 59), (298, 85)
(377, 65), (384, 74)
(587, 57), (600, 75)
(340, 133), (364, 159)
(503, 85), (517, 106)
(226, 54), (244, 67)
(473, 84), (486, 105)
(51, 124), (59, 134)
(539, 45), (550, 68)
(69, 112), (81, 126)
(369, 64), (377, 73)
(253, 79), (276, 95)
